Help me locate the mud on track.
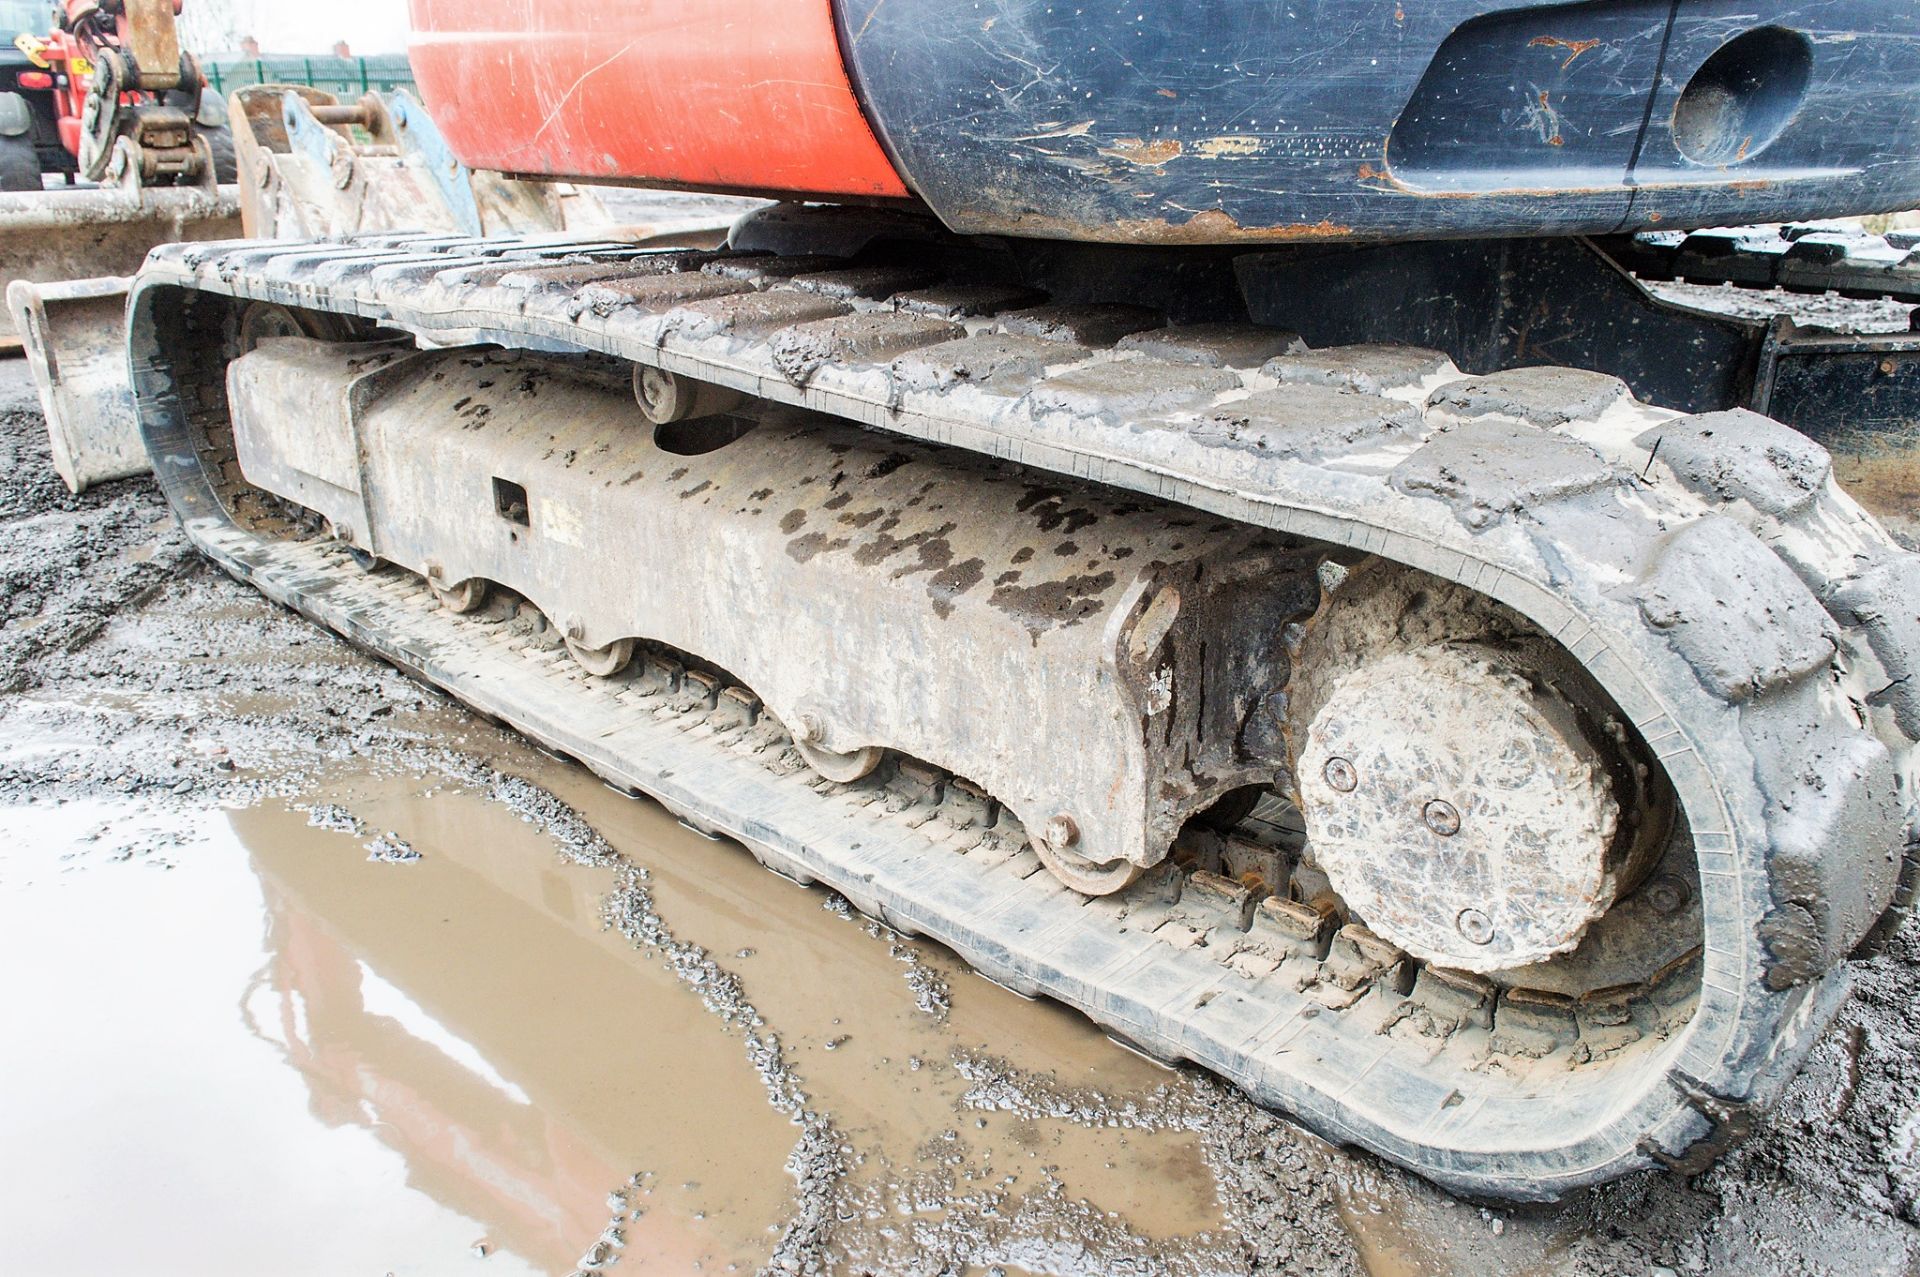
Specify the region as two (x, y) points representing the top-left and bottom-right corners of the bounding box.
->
(0, 356), (1916, 1276)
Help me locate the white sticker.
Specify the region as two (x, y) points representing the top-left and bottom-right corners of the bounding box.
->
(537, 497), (583, 547)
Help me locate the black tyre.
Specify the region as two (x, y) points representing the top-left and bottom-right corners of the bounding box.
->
(196, 122), (237, 184)
(162, 86), (238, 184)
(0, 130), (41, 191)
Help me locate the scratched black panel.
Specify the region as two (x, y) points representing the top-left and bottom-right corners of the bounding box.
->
(834, 0), (1920, 243)
(1234, 238), (1764, 411)
(1630, 2), (1920, 226)
(1389, 1), (1670, 190)
(1764, 339), (1920, 547)
(1768, 347), (1920, 460)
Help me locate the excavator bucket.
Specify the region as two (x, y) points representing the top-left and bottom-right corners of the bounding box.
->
(1, 184), (240, 491)
(5, 273), (146, 492)
(14, 84), (735, 492)
(229, 85), (617, 240)
(0, 184), (239, 351)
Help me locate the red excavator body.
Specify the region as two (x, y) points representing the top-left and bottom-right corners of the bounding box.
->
(407, 0), (904, 202)
(410, 0), (1920, 242)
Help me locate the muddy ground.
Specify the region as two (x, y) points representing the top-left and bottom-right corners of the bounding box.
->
(1, 346), (1917, 1277)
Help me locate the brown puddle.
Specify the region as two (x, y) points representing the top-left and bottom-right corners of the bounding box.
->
(557, 776), (1240, 1273)
(231, 786), (798, 1274)
(0, 751), (1261, 1275)
(1, 787), (794, 1275)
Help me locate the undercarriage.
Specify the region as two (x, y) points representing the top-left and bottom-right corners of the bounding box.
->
(125, 210), (1920, 1199)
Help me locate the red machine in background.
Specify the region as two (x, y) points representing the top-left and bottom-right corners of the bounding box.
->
(4, 0), (230, 191)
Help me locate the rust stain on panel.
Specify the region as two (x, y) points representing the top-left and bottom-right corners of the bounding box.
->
(1528, 90), (1567, 147)
(961, 206), (1354, 245)
(1098, 137), (1185, 167)
(1528, 35), (1603, 70)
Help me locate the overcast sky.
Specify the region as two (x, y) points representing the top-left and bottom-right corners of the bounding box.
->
(187, 0), (412, 56)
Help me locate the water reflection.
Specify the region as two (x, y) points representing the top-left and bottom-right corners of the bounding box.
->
(229, 786), (795, 1275)
(3, 767), (1409, 1277)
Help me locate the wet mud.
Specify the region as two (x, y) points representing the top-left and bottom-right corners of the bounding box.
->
(2, 353), (1918, 1277)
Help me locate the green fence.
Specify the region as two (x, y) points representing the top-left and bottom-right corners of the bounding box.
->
(202, 54), (415, 99)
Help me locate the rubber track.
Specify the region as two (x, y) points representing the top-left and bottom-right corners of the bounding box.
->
(129, 231), (1920, 1198)
(1609, 223), (1920, 303)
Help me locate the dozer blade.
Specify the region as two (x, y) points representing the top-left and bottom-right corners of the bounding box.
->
(5, 275), (145, 493)
(0, 185), (239, 350)
(0, 185), (240, 492)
